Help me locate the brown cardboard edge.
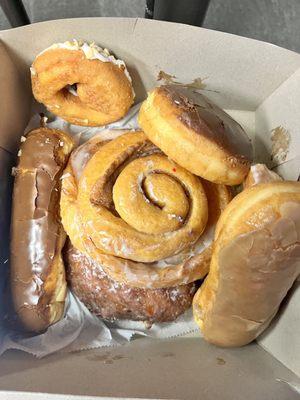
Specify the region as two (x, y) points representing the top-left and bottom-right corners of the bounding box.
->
(0, 17), (300, 59)
(0, 41), (31, 153)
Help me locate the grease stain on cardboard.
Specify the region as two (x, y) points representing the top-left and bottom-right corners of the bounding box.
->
(157, 70), (208, 90)
(216, 357), (226, 365)
(161, 351), (175, 358)
(87, 351), (127, 364)
(270, 126), (290, 165)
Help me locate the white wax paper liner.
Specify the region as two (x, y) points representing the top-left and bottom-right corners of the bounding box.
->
(0, 103), (200, 358)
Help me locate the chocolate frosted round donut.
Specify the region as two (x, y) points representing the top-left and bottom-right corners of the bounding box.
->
(138, 85), (253, 185)
(64, 242), (197, 322)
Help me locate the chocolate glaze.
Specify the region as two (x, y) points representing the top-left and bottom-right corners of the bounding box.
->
(158, 85), (253, 163)
(10, 127), (73, 331)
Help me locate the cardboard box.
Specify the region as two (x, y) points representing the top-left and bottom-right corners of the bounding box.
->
(0, 17), (300, 400)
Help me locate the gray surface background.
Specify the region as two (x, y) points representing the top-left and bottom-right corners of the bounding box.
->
(0, 0), (299, 53)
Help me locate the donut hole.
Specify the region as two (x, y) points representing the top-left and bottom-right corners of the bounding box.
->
(64, 83), (78, 97)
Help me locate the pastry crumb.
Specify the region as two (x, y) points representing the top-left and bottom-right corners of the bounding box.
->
(11, 167), (17, 176)
(60, 172), (71, 180)
(30, 66), (36, 76)
(217, 357), (226, 365)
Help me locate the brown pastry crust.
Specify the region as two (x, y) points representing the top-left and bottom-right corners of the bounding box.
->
(138, 85), (253, 185)
(193, 181), (300, 347)
(64, 241), (197, 322)
(10, 127), (74, 332)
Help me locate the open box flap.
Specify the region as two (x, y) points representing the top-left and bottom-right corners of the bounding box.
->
(254, 67), (300, 375)
(0, 148), (13, 333)
(255, 67), (300, 170)
(0, 43), (31, 153)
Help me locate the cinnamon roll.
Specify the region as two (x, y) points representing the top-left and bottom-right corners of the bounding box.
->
(60, 130), (231, 289)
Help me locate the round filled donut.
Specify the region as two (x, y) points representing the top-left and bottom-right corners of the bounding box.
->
(193, 181), (300, 347)
(138, 85), (253, 185)
(60, 130), (231, 289)
(64, 241), (197, 323)
(31, 40), (134, 126)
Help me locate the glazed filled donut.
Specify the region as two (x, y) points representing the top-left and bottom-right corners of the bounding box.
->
(138, 85), (253, 185)
(60, 130), (231, 289)
(193, 181), (300, 347)
(31, 40), (134, 126)
(64, 241), (197, 322)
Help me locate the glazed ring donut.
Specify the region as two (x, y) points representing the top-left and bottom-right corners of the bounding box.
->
(64, 241), (197, 323)
(60, 130), (231, 289)
(138, 85), (253, 185)
(31, 40), (134, 126)
(193, 181), (300, 347)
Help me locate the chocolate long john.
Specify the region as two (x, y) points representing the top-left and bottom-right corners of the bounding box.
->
(10, 127), (74, 332)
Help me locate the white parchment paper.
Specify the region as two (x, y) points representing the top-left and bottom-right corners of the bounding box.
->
(0, 103), (199, 358)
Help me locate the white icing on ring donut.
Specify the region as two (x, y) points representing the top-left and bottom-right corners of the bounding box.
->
(34, 39), (134, 96)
